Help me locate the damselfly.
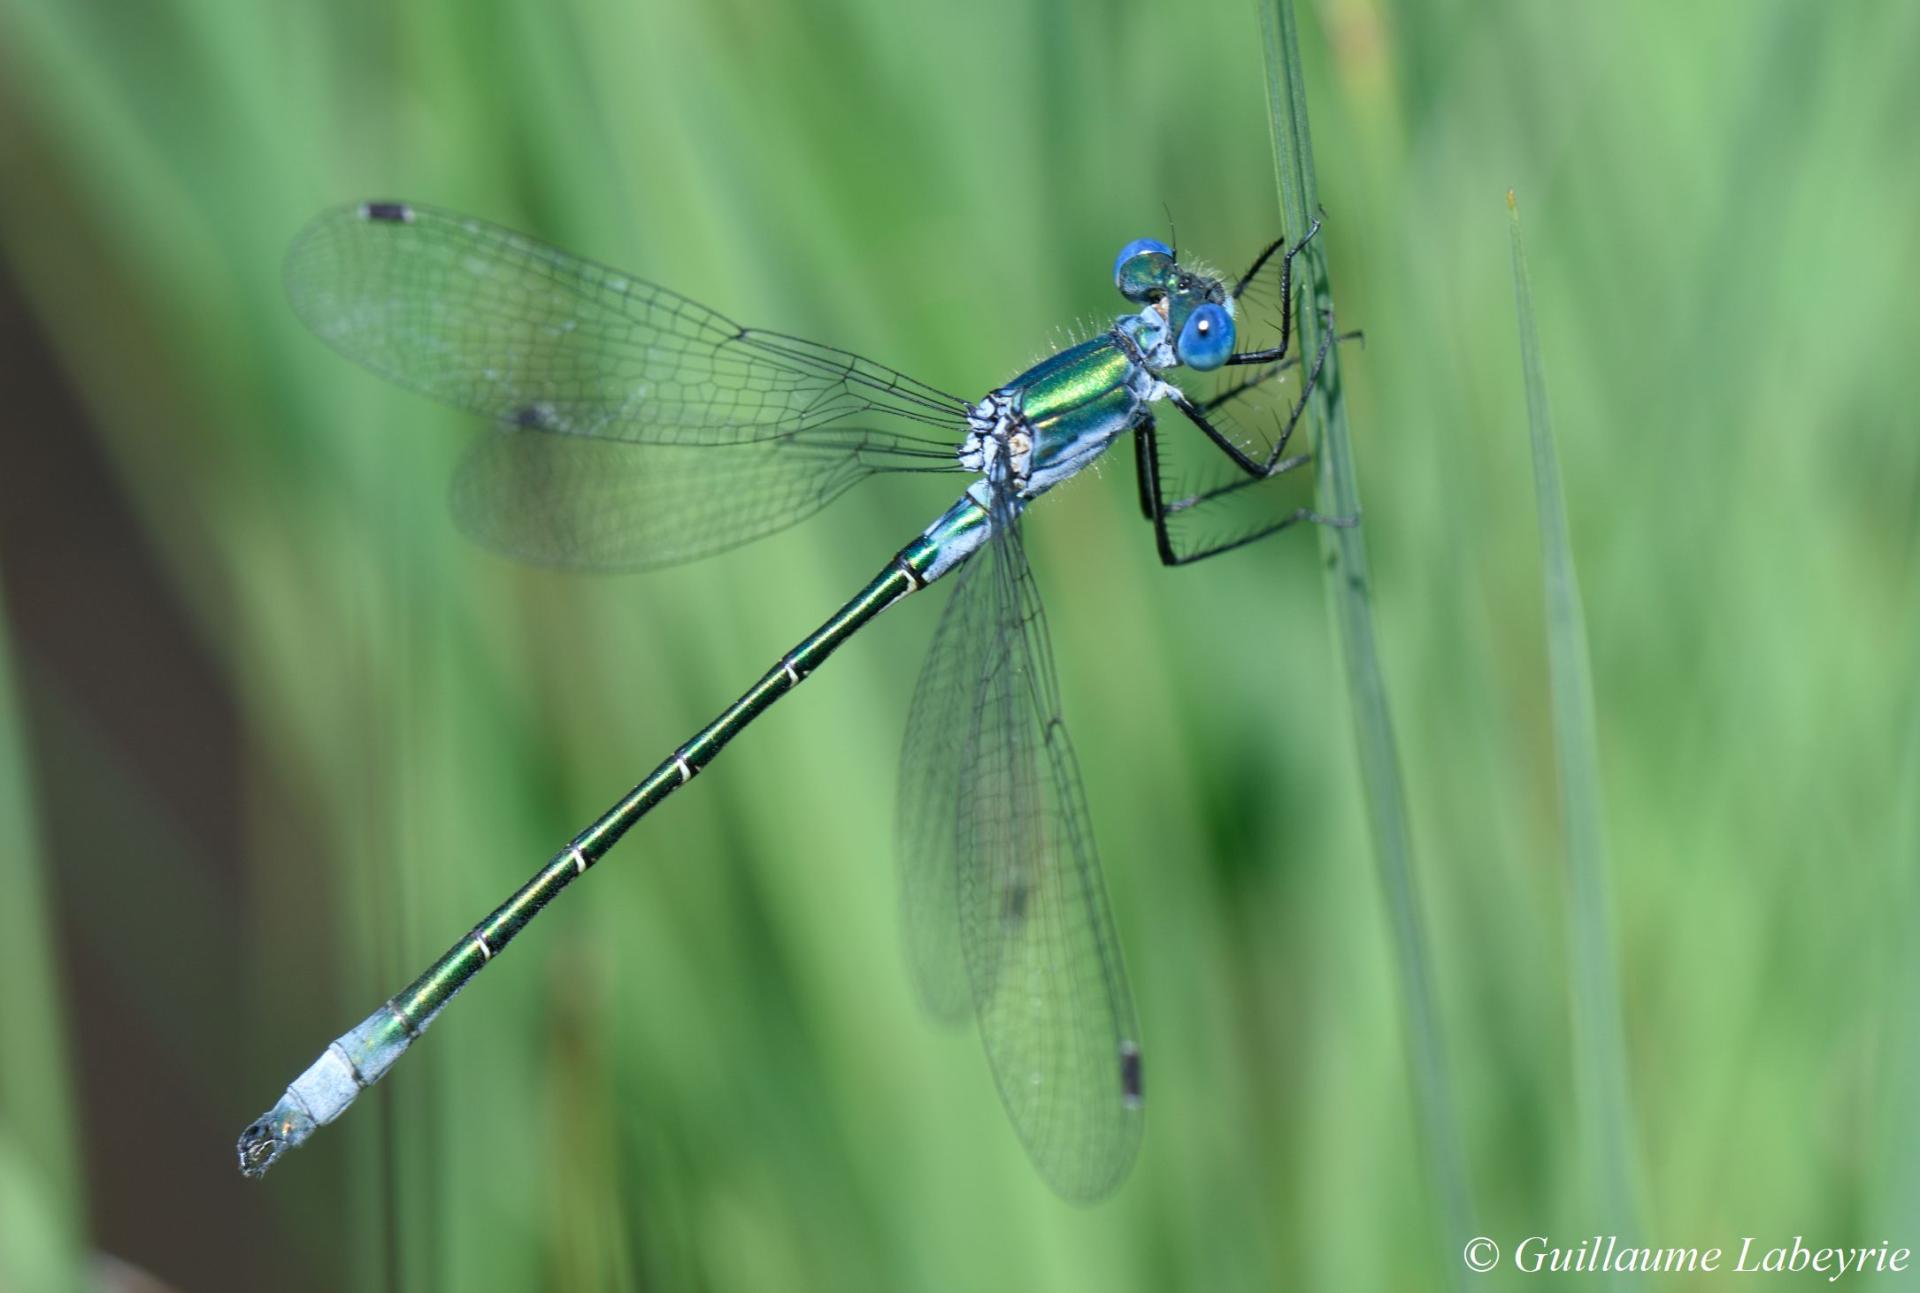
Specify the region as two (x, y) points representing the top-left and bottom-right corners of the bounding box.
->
(237, 201), (1342, 1202)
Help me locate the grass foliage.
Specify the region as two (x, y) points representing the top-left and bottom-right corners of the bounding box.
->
(0, 606), (85, 1293)
(1510, 190), (1643, 1282)
(1259, 0), (1474, 1278)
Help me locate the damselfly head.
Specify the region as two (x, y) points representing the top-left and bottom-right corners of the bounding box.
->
(1112, 238), (1236, 371)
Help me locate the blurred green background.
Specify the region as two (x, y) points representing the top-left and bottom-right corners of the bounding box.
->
(3, 0), (1917, 1289)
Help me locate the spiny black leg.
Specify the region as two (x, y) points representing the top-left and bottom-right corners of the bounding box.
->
(1133, 414), (1184, 567)
(1229, 213), (1322, 302)
(1135, 414), (1350, 568)
(1161, 453), (1356, 564)
(1132, 420), (1157, 521)
(1197, 353), (1308, 416)
(1194, 330), (1358, 418)
(1230, 237), (1287, 301)
(1264, 307), (1336, 465)
(1159, 508), (1336, 565)
(1167, 306), (1336, 481)
(1225, 213), (1323, 368)
(1161, 460), (1315, 515)
(1165, 386), (1269, 477)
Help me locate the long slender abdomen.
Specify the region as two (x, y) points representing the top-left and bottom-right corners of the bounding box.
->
(237, 490), (991, 1177)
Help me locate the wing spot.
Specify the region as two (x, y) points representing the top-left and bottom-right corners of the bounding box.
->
(1001, 878), (1031, 924)
(1120, 1042), (1144, 1107)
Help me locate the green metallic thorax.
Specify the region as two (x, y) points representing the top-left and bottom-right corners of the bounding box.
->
(1009, 337), (1138, 426)
(998, 335), (1157, 498)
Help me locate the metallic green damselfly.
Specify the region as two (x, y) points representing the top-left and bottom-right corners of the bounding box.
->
(238, 202), (1339, 1201)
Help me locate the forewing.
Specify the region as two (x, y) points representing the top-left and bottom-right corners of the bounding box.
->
(286, 202), (970, 445)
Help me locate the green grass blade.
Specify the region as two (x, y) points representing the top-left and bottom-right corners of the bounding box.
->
(1256, 0), (1475, 1275)
(0, 590), (88, 1292)
(1870, 458), (1920, 1239)
(1509, 193), (1644, 1271)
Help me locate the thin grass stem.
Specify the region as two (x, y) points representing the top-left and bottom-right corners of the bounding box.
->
(0, 597), (88, 1292)
(1255, 1), (1475, 1278)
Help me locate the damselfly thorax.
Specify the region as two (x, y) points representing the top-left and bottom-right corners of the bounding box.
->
(957, 301), (1186, 499)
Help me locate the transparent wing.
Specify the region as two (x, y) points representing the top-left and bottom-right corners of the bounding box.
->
(898, 482), (1143, 1202)
(451, 423), (957, 572)
(897, 522), (997, 1021)
(286, 202), (971, 445)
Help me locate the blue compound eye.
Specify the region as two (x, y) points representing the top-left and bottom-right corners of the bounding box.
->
(1176, 302), (1235, 370)
(1113, 237), (1175, 301)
